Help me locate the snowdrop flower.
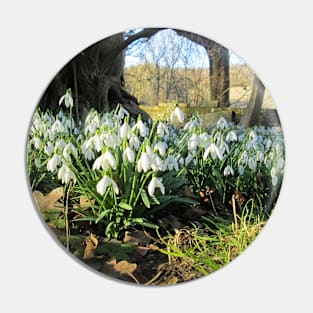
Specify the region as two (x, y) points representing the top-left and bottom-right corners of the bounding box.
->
(47, 154), (62, 172)
(123, 147), (135, 163)
(154, 142), (167, 157)
(129, 133), (140, 150)
(51, 120), (65, 134)
(203, 143), (223, 161)
(183, 119), (198, 131)
(239, 151), (248, 164)
(92, 134), (103, 152)
(44, 142), (54, 156)
(34, 158), (41, 169)
(199, 132), (210, 146)
(59, 89), (73, 108)
(170, 106), (184, 124)
(185, 154), (194, 166)
(92, 151), (117, 171)
(219, 141), (229, 155)
(238, 165), (245, 175)
(104, 133), (119, 149)
(96, 175), (119, 195)
(84, 148), (95, 161)
(57, 164), (76, 184)
(120, 122), (131, 139)
(248, 157), (257, 170)
(132, 120), (148, 137)
(31, 137), (42, 150)
(151, 155), (164, 172)
(223, 165), (234, 176)
(225, 130), (237, 142)
(117, 107), (129, 120)
(148, 177), (165, 197)
(63, 143), (78, 160)
(164, 155), (179, 171)
(188, 134), (200, 152)
(216, 116), (228, 129)
(256, 150), (264, 162)
(137, 152), (151, 173)
(156, 121), (169, 137)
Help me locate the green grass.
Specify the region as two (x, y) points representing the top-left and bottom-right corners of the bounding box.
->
(157, 204), (266, 280)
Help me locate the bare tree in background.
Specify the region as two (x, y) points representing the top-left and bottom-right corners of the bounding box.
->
(174, 29), (230, 108)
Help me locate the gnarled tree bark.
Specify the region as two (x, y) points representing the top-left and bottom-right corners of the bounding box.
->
(39, 29), (163, 121)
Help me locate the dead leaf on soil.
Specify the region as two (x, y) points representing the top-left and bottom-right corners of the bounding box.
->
(83, 233), (98, 260)
(106, 258), (139, 284)
(33, 187), (64, 212)
(73, 196), (95, 210)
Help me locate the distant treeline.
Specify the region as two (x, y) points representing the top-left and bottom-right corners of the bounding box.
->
(124, 63), (254, 106)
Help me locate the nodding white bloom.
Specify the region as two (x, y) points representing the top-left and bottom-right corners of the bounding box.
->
(120, 122), (131, 139)
(216, 116), (228, 129)
(148, 177), (165, 197)
(92, 134), (103, 152)
(104, 133), (118, 149)
(44, 142), (54, 156)
(154, 142), (167, 157)
(248, 157), (257, 170)
(199, 132), (210, 146)
(219, 141), (229, 155)
(51, 119), (65, 134)
(151, 155), (164, 172)
(249, 130), (258, 142)
(84, 148), (95, 161)
(57, 164), (76, 184)
(188, 134), (200, 152)
(225, 130), (237, 142)
(238, 165), (245, 175)
(156, 122), (169, 137)
(47, 154), (62, 172)
(164, 155), (179, 171)
(170, 106), (184, 124)
(256, 150), (264, 162)
(132, 120), (148, 137)
(185, 154), (194, 166)
(137, 152), (151, 173)
(123, 147), (135, 163)
(272, 175), (278, 186)
(92, 151), (117, 171)
(183, 119), (198, 131)
(203, 143), (223, 161)
(59, 89), (73, 108)
(31, 137), (42, 150)
(96, 175), (119, 195)
(117, 107), (129, 120)
(223, 165), (234, 176)
(128, 134), (140, 150)
(34, 158), (41, 169)
(63, 143), (78, 160)
(238, 133), (246, 142)
(239, 151), (248, 164)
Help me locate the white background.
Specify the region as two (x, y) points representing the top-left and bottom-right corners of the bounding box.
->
(1, 1), (312, 312)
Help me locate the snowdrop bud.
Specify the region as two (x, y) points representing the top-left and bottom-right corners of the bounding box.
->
(154, 142), (167, 157)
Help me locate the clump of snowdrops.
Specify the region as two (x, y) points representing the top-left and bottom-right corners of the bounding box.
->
(27, 89), (284, 238)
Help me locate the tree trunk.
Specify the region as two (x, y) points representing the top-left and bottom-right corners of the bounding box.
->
(174, 29), (230, 107)
(239, 75), (265, 127)
(39, 29), (162, 121)
(207, 45), (230, 107)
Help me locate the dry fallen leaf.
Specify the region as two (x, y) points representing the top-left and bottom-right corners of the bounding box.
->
(33, 187), (64, 212)
(83, 233), (98, 260)
(73, 196), (95, 210)
(106, 258), (139, 284)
